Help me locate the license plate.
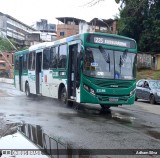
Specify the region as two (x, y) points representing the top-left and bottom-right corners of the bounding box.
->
(109, 98), (118, 102)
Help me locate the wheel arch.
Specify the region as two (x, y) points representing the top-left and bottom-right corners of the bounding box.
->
(58, 83), (66, 99)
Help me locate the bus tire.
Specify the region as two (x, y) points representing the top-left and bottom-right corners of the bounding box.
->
(100, 104), (111, 109)
(59, 86), (73, 107)
(60, 87), (67, 104)
(25, 83), (31, 97)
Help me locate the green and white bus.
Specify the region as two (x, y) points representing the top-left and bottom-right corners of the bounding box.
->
(14, 32), (137, 109)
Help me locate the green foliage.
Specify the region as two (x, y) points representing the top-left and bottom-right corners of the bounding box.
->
(116, 0), (160, 52)
(0, 37), (16, 52)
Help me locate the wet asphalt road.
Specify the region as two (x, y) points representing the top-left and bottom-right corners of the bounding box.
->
(0, 82), (160, 153)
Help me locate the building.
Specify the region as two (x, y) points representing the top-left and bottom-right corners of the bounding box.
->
(28, 19), (57, 43)
(32, 19), (56, 33)
(0, 12), (36, 46)
(56, 17), (117, 39)
(79, 18), (117, 34)
(0, 52), (13, 78)
(56, 17), (85, 39)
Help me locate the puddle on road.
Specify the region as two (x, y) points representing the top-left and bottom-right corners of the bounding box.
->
(0, 123), (93, 158)
(59, 104), (160, 141)
(147, 130), (160, 140)
(0, 132), (48, 158)
(59, 103), (136, 126)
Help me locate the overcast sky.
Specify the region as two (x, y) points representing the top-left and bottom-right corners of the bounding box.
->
(0, 0), (120, 26)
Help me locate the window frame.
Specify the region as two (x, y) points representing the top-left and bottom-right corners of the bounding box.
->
(43, 47), (51, 70)
(57, 44), (68, 69)
(50, 46), (58, 69)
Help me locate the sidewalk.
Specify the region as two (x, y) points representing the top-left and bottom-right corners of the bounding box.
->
(0, 78), (14, 84)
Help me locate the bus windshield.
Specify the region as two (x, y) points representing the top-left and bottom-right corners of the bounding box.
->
(83, 47), (136, 80)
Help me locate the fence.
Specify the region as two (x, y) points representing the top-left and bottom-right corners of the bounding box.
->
(137, 53), (153, 69)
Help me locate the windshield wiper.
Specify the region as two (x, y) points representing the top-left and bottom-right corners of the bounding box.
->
(99, 46), (110, 71)
(119, 49), (128, 74)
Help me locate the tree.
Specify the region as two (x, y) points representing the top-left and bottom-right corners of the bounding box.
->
(84, 0), (160, 52)
(0, 37), (15, 52)
(116, 0), (160, 52)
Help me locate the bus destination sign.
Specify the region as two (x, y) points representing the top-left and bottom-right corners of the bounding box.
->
(94, 37), (128, 47)
(87, 35), (136, 48)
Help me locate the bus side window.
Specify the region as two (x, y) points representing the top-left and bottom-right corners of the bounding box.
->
(15, 56), (19, 70)
(43, 48), (50, 70)
(28, 52), (32, 70)
(31, 52), (35, 70)
(23, 54), (27, 70)
(50, 46), (58, 69)
(58, 44), (67, 69)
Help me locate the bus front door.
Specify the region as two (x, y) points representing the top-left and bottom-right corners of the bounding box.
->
(19, 56), (23, 91)
(36, 52), (42, 94)
(68, 43), (80, 101)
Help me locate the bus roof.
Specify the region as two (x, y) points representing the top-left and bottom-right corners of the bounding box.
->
(27, 32), (136, 52)
(15, 49), (29, 55)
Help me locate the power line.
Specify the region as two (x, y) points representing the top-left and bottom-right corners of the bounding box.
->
(80, 0), (104, 7)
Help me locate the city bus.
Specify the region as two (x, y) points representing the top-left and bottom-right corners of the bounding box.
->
(14, 32), (137, 109)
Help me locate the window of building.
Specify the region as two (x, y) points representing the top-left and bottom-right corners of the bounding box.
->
(7, 55), (9, 58)
(50, 46), (58, 69)
(58, 44), (67, 68)
(0, 63), (5, 67)
(60, 32), (65, 36)
(43, 48), (50, 69)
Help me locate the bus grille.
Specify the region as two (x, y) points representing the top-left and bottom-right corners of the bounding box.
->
(97, 95), (128, 102)
(93, 80), (132, 88)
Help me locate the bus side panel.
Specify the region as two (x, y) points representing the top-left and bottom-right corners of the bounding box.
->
(41, 70), (50, 97)
(48, 77), (59, 98)
(15, 75), (20, 90)
(28, 70), (36, 94)
(42, 70), (67, 99)
(76, 88), (80, 103)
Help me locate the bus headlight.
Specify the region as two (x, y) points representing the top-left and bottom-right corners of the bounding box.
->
(157, 92), (160, 96)
(83, 84), (95, 96)
(130, 88), (136, 96)
(83, 84), (89, 91)
(90, 88), (95, 96)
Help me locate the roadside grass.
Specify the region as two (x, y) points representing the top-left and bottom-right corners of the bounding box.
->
(137, 69), (160, 80)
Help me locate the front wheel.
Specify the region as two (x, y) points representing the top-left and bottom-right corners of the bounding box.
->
(100, 104), (111, 109)
(150, 95), (156, 104)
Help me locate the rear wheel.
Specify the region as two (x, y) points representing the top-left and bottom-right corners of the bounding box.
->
(25, 83), (31, 97)
(60, 87), (67, 103)
(150, 95), (156, 104)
